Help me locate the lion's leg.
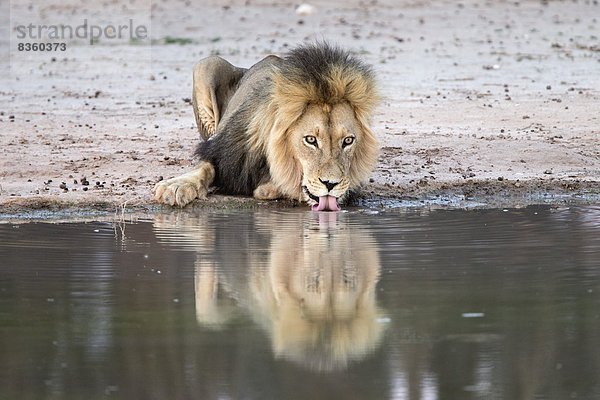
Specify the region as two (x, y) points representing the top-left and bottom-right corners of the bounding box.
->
(194, 259), (219, 325)
(154, 161), (215, 207)
(192, 56), (246, 140)
(253, 181), (283, 200)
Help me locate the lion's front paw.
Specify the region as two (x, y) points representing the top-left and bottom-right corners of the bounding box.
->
(253, 181), (282, 200)
(154, 177), (207, 207)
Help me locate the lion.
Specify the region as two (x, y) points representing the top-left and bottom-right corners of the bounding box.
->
(153, 43), (379, 211)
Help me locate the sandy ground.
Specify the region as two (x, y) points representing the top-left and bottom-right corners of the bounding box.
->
(1, 0), (598, 214)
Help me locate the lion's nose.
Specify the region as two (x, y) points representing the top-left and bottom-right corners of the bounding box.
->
(319, 179), (339, 192)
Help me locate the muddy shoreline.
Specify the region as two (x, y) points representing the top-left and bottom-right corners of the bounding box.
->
(1, 180), (598, 223)
(1, 0), (598, 220)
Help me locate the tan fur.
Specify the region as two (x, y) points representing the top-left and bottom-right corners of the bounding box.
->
(253, 219), (384, 370)
(253, 181), (283, 200)
(191, 56), (246, 140)
(154, 45), (378, 207)
(258, 62), (379, 202)
(154, 211), (386, 370)
(153, 161), (215, 206)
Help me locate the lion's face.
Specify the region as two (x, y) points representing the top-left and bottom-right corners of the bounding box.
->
(287, 102), (373, 210)
(265, 45), (379, 209)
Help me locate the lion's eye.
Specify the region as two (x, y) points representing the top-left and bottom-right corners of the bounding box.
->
(304, 135), (318, 147)
(342, 136), (355, 148)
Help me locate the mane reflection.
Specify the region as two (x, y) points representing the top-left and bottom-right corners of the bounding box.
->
(155, 210), (386, 372)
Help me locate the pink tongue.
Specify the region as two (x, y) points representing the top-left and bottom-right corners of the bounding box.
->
(311, 195), (340, 212)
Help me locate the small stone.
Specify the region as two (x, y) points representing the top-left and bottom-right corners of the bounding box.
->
(296, 3), (316, 16)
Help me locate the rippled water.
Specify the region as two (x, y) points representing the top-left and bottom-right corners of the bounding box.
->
(0, 206), (599, 400)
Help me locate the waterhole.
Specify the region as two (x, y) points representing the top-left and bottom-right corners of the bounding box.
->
(1, 206), (599, 399)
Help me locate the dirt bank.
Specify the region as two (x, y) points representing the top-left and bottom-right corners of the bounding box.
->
(1, 0), (598, 215)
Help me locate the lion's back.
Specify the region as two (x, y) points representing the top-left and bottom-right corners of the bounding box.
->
(216, 55), (282, 131)
(194, 55), (282, 195)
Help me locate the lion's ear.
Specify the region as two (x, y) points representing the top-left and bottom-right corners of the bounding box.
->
(192, 56), (247, 140)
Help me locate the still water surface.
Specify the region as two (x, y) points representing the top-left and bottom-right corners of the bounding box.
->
(0, 206), (599, 400)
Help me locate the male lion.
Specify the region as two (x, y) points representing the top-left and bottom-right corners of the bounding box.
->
(154, 43), (378, 211)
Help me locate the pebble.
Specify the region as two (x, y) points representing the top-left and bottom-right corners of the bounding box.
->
(296, 3), (316, 16)
(462, 312), (485, 318)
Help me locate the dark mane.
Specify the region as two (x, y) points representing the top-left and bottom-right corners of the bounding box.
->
(194, 102), (270, 195)
(279, 42), (375, 106)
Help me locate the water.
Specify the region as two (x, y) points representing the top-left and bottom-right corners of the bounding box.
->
(0, 206), (599, 400)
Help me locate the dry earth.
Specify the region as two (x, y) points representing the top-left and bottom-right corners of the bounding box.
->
(1, 0), (598, 214)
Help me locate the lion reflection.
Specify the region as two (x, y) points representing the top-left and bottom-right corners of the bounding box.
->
(253, 214), (385, 371)
(156, 211), (385, 371)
